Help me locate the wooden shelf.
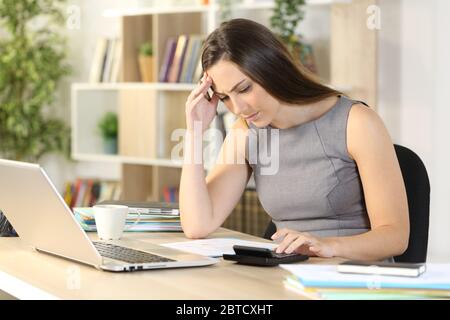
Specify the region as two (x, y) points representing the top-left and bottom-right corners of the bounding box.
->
(72, 82), (196, 91)
(72, 153), (183, 168)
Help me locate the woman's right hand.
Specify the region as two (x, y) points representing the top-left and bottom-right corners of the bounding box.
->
(185, 72), (219, 133)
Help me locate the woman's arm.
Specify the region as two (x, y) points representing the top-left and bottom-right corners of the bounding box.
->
(180, 118), (251, 239)
(333, 103), (409, 260)
(273, 104), (409, 261)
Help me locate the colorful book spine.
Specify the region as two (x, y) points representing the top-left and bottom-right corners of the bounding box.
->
(168, 35), (189, 83)
(159, 37), (177, 82)
(186, 38), (204, 83)
(63, 179), (121, 209)
(179, 36), (197, 83)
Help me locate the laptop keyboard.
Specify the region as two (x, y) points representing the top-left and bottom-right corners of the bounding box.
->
(93, 242), (175, 264)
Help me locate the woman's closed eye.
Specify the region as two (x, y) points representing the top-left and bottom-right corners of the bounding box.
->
(239, 85), (251, 94)
(217, 85), (251, 102)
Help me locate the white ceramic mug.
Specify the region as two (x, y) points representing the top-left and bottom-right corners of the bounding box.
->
(93, 205), (141, 240)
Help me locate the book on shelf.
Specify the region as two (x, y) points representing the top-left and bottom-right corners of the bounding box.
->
(102, 38), (114, 82)
(193, 51), (203, 83)
(89, 37), (107, 83)
(63, 179), (121, 209)
(89, 37), (122, 83)
(180, 35), (203, 83)
(162, 186), (179, 203)
(159, 35), (205, 83)
(74, 179), (88, 208)
(159, 37), (177, 82)
(168, 35), (189, 83)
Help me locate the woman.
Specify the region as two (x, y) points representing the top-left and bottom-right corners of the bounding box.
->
(180, 18), (409, 261)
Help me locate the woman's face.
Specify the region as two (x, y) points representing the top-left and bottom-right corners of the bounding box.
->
(207, 59), (280, 127)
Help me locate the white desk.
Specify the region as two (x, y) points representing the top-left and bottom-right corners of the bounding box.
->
(0, 228), (342, 300)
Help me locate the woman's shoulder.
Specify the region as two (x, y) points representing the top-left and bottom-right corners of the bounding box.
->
(347, 102), (393, 161)
(348, 102), (384, 133)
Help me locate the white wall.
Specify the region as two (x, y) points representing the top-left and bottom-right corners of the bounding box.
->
(378, 0), (450, 262)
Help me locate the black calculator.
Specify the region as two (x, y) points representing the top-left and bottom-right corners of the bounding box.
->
(223, 245), (309, 266)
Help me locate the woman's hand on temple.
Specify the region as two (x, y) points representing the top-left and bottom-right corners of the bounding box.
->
(271, 228), (337, 258)
(185, 72), (219, 133)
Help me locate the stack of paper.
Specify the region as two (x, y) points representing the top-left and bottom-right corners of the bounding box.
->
(73, 207), (182, 232)
(281, 264), (450, 300)
(96, 200), (179, 216)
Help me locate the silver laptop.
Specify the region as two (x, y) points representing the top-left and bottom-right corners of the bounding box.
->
(0, 159), (218, 272)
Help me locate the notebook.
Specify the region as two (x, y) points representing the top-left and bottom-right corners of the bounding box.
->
(338, 260), (426, 277)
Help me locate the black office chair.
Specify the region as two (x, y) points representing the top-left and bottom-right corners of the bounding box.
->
(263, 144), (430, 263)
(0, 210), (17, 237)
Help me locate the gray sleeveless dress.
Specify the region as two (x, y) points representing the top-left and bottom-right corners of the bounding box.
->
(246, 95), (371, 238)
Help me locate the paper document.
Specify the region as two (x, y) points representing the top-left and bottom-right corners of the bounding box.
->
(161, 238), (278, 257)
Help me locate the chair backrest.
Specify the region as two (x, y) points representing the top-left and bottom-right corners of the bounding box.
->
(393, 144), (430, 263)
(263, 144), (430, 263)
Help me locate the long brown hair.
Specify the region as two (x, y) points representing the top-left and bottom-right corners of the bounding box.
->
(201, 18), (340, 105)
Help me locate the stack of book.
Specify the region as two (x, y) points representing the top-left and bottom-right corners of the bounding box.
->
(74, 201), (181, 232)
(281, 264), (450, 300)
(63, 179), (121, 209)
(159, 34), (205, 83)
(89, 37), (122, 83)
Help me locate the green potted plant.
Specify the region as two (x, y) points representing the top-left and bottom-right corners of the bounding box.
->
(0, 0), (70, 162)
(98, 112), (118, 154)
(270, 0), (317, 73)
(0, 0), (70, 237)
(138, 41), (154, 82)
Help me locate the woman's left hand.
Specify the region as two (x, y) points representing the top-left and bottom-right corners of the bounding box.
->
(271, 228), (337, 258)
